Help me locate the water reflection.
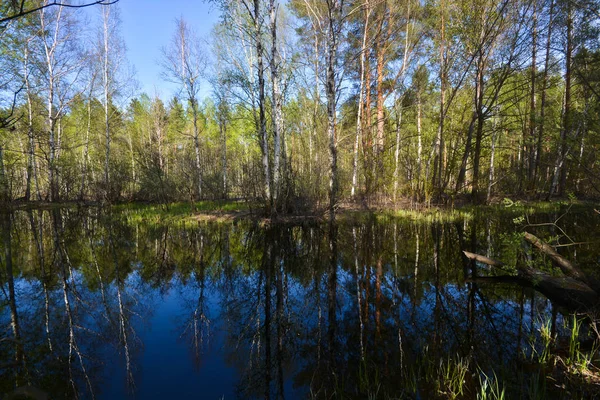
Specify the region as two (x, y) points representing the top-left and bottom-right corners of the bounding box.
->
(0, 208), (597, 399)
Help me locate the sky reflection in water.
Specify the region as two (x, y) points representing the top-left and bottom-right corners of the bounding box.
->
(0, 207), (597, 399)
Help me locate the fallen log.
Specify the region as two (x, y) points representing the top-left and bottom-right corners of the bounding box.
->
(462, 250), (505, 268)
(524, 232), (600, 293)
(462, 249), (599, 310)
(518, 267), (598, 310)
(524, 232), (586, 280)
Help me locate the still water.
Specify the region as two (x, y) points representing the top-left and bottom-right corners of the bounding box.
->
(1, 206), (598, 399)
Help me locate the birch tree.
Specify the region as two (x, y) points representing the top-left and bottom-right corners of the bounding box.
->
(98, 3), (127, 201)
(162, 18), (206, 200)
(270, 0), (284, 206)
(325, 0), (344, 219)
(37, 1), (85, 201)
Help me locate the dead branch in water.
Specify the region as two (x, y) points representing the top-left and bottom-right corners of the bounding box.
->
(524, 231), (600, 292)
(464, 231), (600, 310)
(462, 250), (506, 269)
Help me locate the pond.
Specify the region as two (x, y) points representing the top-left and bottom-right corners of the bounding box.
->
(1, 205), (599, 399)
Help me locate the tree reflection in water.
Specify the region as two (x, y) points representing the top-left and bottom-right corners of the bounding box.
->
(0, 207), (598, 399)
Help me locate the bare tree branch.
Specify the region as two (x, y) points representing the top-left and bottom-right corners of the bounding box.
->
(0, 0), (119, 25)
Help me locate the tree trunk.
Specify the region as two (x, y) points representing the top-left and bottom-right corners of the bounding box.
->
(433, 0), (446, 198)
(456, 112), (477, 193)
(270, 0), (283, 209)
(375, 1), (387, 180)
(326, 1), (341, 221)
(549, 2), (571, 198)
(103, 6), (111, 201)
(393, 102), (403, 203)
(192, 103), (202, 200)
(220, 108), (227, 199)
(255, 0), (271, 204)
(363, 49), (373, 199)
(80, 96), (92, 200)
(24, 45), (35, 201)
(534, 0), (554, 189)
(416, 90), (422, 199)
(471, 57), (485, 203)
(487, 128), (498, 203)
(352, 0), (370, 199)
(0, 143), (7, 204)
(48, 100), (57, 202)
(527, 3), (537, 187)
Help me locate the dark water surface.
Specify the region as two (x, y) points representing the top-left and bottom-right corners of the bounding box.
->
(1, 206), (599, 399)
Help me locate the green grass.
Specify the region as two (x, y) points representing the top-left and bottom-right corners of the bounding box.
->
(475, 198), (599, 216)
(113, 200), (252, 227)
(385, 208), (474, 224)
(478, 370), (505, 400)
(341, 197), (597, 226)
(109, 197), (599, 228)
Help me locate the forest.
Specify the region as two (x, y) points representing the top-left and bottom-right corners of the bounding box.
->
(0, 0), (598, 216)
(3, 1), (600, 399)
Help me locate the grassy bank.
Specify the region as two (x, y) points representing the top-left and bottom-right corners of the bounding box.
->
(113, 200), (253, 226)
(106, 197), (599, 227)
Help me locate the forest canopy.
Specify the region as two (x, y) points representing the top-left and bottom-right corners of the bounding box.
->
(0, 0), (599, 212)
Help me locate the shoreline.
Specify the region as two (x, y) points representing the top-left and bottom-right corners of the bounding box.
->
(3, 197), (597, 226)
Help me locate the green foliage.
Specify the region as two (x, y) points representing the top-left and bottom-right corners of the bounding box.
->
(478, 370), (505, 400)
(1, 0), (600, 212)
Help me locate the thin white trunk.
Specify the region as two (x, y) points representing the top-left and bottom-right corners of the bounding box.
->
(270, 0), (283, 205)
(353, 227), (365, 361)
(416, 93), (422, 196)
(103, 6), (111, 199)
(393, 2), (412, 203)
(192, 105), (202, 199)
(40, 3), (63, 201)
(352, 2), (370, 199)
(80, 93), (92, 200)
(220, 109), (227, 198)
(254, 0), (271, 203)
(24, 44), (37, 201)
(393, 104), (403, 203)
(487, 129), (497, 203)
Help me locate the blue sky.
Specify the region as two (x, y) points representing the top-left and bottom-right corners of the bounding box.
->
(99, 0), (221, 100)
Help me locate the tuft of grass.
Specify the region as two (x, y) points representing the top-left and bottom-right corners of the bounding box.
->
(564, 314), (599, 375)
(436, 355), (470, 399)
(478, 370), (505, 400)
(539, 317), (554, 365)
(527, 372), (547, 400)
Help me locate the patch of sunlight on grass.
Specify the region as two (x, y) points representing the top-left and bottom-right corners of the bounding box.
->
(384, 208), (474, 224)
(113, 200), (251, 227)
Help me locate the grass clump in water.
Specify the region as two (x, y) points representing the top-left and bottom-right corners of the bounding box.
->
(478, 370), (505, 400)
(114, 200), (251, 227)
